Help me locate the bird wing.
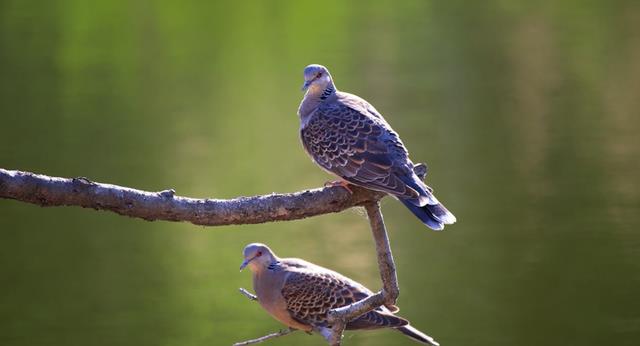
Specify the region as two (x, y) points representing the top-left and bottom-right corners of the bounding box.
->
(300, 100), (428, 202)
(280, 263), (407, 330)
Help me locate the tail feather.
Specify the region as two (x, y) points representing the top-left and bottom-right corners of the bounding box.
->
(346, 309), (408, 330)
(399, 174), (439, 207)
(396, 325), (440, 346)
(400, 198), (456, 231)
(426, 202), (456, 224)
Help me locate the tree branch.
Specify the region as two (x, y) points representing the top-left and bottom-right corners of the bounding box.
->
(239, 288), (258, 301)
(0, 168), (387, 226)
(232, 328), (296, 346)
(365, 202), (399, 306)
(325, 202), (399, 346)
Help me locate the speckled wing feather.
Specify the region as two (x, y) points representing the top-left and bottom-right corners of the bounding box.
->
(301, 99), (429, 203)
(280, 261), (408, 330)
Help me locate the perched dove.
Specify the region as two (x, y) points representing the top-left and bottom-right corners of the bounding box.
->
(298, 64), (456, 230)
(240, 243), (439, 345)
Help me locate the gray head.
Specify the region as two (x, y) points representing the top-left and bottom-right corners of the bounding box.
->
(301, 64), (333, 92)
(239, 243), (278, 272)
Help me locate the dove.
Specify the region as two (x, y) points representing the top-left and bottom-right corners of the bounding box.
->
(240, 243), (439, 345)
(298, 64), (456, 230)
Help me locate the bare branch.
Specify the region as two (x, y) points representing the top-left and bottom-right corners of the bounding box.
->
(365, 202), (399, 306)
(325, 202), (399, 346)
(239, 288), (258, 301)
(0, 168), (386, 226)
(232, 328), (296, 346)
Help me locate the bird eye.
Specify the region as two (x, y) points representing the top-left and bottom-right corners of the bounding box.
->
(317, 72), (323, 77)
(256, 251), (262, 257)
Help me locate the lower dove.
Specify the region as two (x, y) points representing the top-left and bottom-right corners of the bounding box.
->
(240, 243), (439, 345)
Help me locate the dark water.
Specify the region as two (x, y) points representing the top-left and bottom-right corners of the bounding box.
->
(1, 1), (639, 345)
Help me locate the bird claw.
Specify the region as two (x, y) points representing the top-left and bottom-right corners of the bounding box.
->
(324, 180), (354, 194)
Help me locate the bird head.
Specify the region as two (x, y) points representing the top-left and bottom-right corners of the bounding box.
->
(301, 64), (332, 92)
(240, 243), (277, 272)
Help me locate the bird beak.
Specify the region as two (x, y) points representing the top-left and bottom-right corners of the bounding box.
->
(301, 80), (312, 91)
(239, 259), (250, 271)
(239, 260), (249, 271)
(240, 255), (257, 271)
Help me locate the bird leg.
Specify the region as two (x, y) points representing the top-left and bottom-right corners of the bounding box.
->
(325, 201), (399, 346)
(323, 180), (354, 194)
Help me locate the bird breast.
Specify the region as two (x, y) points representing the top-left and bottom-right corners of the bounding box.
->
(253, 271), (313, 331)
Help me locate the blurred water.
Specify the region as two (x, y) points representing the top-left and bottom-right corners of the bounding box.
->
(1, 1), (639, 345)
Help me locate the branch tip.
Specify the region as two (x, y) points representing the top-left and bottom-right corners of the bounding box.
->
(239, 288), (258, 301)
(233, 327), (295, 346)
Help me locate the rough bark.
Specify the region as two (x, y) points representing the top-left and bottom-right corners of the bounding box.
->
(0, 168), (386, 226)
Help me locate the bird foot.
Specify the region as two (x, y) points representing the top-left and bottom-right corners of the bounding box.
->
(324, 180), (354, 194)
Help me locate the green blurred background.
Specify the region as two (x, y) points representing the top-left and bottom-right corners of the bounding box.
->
(1, 1), (639, 345)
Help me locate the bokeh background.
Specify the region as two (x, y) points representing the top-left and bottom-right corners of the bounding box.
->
(1, 1), (639, 345)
